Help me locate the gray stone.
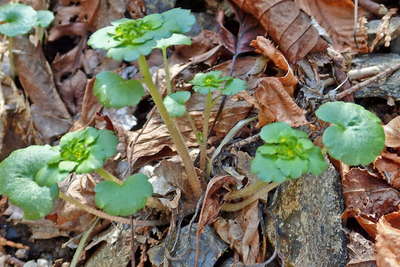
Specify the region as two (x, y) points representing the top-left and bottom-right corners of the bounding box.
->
(266, 164), (347, 267)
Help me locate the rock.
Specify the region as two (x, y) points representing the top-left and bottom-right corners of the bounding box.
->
(266, 164), (347, 267)
(352, 53), (400, 100)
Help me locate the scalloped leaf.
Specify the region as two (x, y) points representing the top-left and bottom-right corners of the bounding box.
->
(95, 173), (153, 216)
(35, 10), (54, 28)
(94, 71), (145, 108)
(0, 145), (63, 219)
(251, 122), (327, 182)
(58, 127), (118, 173)
(316, 101), (385, 165)
(156, 33), (191, 49)
(163, 91), (191, 117)
(0, 3), (37, 37)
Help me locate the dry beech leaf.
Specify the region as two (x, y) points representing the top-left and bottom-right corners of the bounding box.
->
(214, 201), (261, 264)
(376, 211), (400, 267)
(230, 0), (328, 62)
(342, 168), (400, 238)
(197, 176), (238, 236)
(375, 152), (400, 190)
(347, 231), (376, 266)
(295, 0), (368, 53)
(250, 37), (307, 127)
(384, 116), (400, 148)
(127, 94), (252, 169)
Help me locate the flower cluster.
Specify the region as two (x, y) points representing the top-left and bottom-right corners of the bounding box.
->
(190, 71), (247, 95)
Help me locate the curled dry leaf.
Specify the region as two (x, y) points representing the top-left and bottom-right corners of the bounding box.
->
(384, 116), (400, 148)
(342, 168), (400, 238)
(296, 0), (368, 53)
(375, 151), (400, 190)
(250, 37), (307, 127)
(214, 201), (261, 264)
(230, 0), (328, 62)
(376, 211), (400, 267)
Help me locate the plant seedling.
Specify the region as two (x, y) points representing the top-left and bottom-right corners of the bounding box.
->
(0, 127), (153, 219)
(316, 101), (385, 165)
(189, 70), (247, 170)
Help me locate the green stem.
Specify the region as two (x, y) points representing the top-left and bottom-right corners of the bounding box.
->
(225, 180), (271, 200)
(221, 182), (280, 212)
(200, 91), (213, 171)
(186, 112), (201, 144)
(7, 37), (15, 78)
(59, 192), (164, 226)
(96, 168), (122, 185)
(70, 217), (99, 267)
(162, 47), (172, 94)
(137, 55), (202, 198)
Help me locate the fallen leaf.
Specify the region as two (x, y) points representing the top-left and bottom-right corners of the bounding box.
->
(250, 37), (307, 127)
(342, 168), (400, 238)
(295, 0), (368, 52)
(347, 231), (376, 266)
(214, 200), (261, 264)
(375, 152), (400, 190)
(384, 116), (400, 148)
(376, 211), (400, 267)
(230, 0), (328, 62)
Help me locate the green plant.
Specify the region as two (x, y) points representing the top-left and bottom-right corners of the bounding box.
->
(189, 71), (247, 171)
(0, 127), (153, 220)
(0, 3), (54, 76)
(222, 101), (385, 212)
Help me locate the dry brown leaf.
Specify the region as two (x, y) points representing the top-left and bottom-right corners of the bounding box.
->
(384, 116), (400, 148)
(376, 211), (400, 267)
(214, 201), (261, 264)
(342, 168), (400, 238)
(250, 37), (307, 127)
(295, 0), (369, 53)
(347, 231), (376, 266)
(375, 152), (400, 190)
(53, 0), (100, 29)
(14, 36), (72, 140)
(230, 0), (328, 62)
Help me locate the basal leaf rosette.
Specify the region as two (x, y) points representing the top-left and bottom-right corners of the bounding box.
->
(88, 8), (195, 61)
(164, 91), (191, 117)
(190, 71), (247, 95)
(94, 71), (145, 108)
(0, 146), (65, 219)
(54, 127), (118, 174)
(95, 173), (153, 216)
(316, 101), (385, 165)
(251, 122), (328, 182)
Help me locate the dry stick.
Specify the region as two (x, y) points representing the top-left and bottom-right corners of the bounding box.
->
(138, 55), (202, 198)
(59, 192), (164, 226)
(336, 62), (400, 99)
(353, 0), (359, 49)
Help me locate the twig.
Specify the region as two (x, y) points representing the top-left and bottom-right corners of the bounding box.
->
(70, 217), (99, 267)
(336, 62), (400, 99)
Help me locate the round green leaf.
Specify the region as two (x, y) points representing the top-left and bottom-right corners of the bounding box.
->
(156, 33), (191, 49)
(161, 8), (196, 34)
(0, 3), (37, 37)
(220, 78), (247, 95)
(316, 101), (385, 165)
(163, 91), (191, 117)
(35, 10), (54, 28)
(0, 145), (64, 219)
(95, 173), (153, 216)
(58, 127), (118, 173)
(94, 71), (145, 108)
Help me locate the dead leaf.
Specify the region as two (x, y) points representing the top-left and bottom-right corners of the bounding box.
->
(214, 200), (261, 264)
(342, 168), (400, 238)
(230, 0), (328, 62)
(347, 231), (376, 266)
(384, 116), (400, 148)
(53, 0), (100, 29)
(217, 1), (264, 56)
(295, 0), (369, 53)
(250, 37), (307, 127)
(376, 211), (400, 267)
(14, 36), (72, 140)
(375, 152), (400, 190)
